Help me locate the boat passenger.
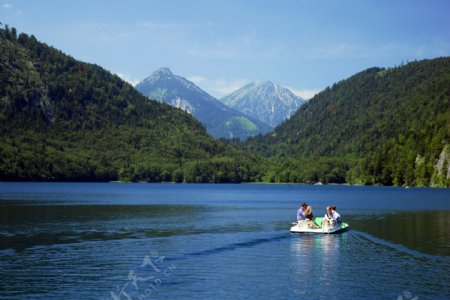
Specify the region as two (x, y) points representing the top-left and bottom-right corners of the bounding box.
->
(322, 206), (335, 227)
(325, 206), (333, 219)
(331, 205), (341, 224)
(302, 202), (314, 220)
(297, 205), (305, 221)
(299, 202), (319, 229)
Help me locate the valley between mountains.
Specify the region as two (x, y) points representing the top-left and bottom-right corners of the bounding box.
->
(1, 25), (449, 187)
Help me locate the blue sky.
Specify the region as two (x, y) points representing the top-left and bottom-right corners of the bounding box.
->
(1, 0), (450, 99)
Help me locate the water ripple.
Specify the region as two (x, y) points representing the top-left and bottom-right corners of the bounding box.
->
(352, 230), (450, 263)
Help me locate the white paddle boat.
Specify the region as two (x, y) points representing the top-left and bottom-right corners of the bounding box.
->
(290, 217), (349, 234)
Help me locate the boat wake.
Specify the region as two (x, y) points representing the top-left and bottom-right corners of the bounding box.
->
(351, 230), (450, 263)
(185, 233), (290, 258)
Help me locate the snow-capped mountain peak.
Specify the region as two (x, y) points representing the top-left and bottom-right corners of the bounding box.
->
(220, 81), (306, 128)
(135, 68), (271, 140)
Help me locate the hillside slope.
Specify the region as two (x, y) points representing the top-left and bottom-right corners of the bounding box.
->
(0, 26), (263, 182)
(245, 58), (450, 187)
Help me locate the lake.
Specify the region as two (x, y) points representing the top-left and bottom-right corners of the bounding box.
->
(0, 183), (449, 299)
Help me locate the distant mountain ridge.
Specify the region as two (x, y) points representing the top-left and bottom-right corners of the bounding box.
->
(136, 67), (203, 115)
(135, 68), (271, 140)
(220, 81), (305, 128)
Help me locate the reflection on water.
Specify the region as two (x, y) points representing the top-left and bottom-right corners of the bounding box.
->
(0, 204), (214, 252)
(290, 234), (347, 289)
(289, 232), (449, 298)
(0, 203), (272, 252)
(0, 183), (449, 299)
(290, 233), (347, 256)
(347, 211), (450, 256)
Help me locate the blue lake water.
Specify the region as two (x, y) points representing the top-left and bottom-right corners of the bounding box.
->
(0, 183), (449, 299)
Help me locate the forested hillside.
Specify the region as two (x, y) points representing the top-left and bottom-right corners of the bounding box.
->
(1, 24), (448, 187)
(245, 58), (450, 187)
(0, 25), (264, 182)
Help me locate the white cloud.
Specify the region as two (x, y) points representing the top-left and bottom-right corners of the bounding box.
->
(185, 76), (248, 98)
(186, 75), (207, 85)
(137, 21), (178, 30)
(186, 47), (240, 59)
(100, 32), (131, 43)
(137, 20), (215, 31)
(305, 41), (448, 61)
(185, 33), (281, 60)
(115, 72), (140, 87)
(306, 43), (360, 59)
(212, 78), (248, 98)
(286, 87), (320, 100)
(2, 3), (12, 9)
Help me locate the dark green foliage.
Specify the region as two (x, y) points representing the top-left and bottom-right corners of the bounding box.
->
(264, 157), (353, 184)
(2, 24), (449, 187)
(0, 25), (264, 182)
(245, 58), (450, 187)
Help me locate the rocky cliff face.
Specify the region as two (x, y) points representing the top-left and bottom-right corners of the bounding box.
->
(432, 145), (450, 187)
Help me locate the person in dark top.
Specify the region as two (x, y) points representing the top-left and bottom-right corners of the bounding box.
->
(298, 202), (319, 229)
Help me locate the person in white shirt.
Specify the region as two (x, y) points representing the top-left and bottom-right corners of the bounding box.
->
(322, 206), (334, 227)
(322, 205), (341, 227)
(330, 205), (341, 224)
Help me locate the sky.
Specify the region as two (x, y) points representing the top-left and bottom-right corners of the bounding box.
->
(1, 0), (450, 99)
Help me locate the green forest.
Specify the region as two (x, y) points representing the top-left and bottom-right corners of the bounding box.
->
(244, 59), (450, 187)
(1, 25), (449, 187)
(0, 25), (264, 183)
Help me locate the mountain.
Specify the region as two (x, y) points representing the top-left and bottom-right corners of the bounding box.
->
(245, 58), (450, 187)
(0, 25), (264, 182)
(220, 81), (306, 128)
(135, 68), (271, 140)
